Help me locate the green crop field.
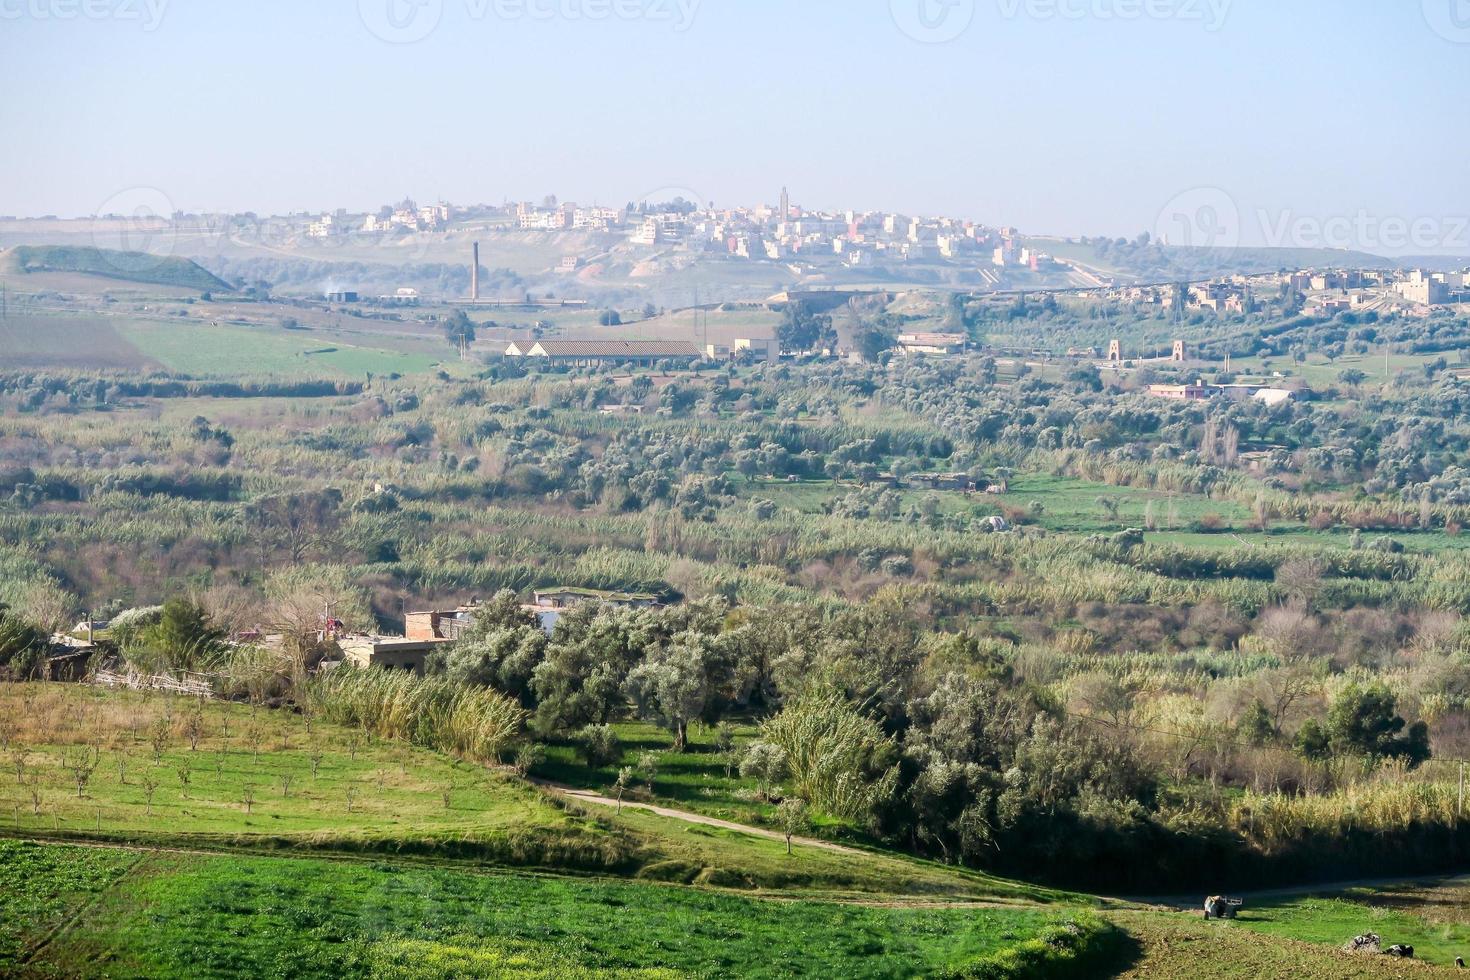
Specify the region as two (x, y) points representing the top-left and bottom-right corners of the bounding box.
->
(5, 835), (1454, 978)
(1, 840), (1103, 980)
(1002, 474), (1252, 533)
(116, 321), (450, 378)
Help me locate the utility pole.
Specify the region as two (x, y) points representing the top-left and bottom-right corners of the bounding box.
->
(1459, 762), (1464, 819)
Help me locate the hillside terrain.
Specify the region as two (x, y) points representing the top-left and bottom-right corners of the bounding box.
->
(0, 245), (230, 293)
(1, 685), (1466, 977)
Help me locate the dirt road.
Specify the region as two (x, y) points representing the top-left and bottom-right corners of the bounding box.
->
(531, 779), (864, 856)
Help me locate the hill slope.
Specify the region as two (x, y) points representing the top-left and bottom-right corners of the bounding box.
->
(0, 245), (231, 292)
(1023, 236), (1393, 282)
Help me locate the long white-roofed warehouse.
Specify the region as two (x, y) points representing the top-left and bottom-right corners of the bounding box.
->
(504, 340), (702, 366)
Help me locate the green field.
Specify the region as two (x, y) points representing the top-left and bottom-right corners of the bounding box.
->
(0, 685), (602, 857)
(1, 687), (1459, 976)
(0, 684), (1110, 979)
(1, 840), (1103, 980)
(0, 685), (1027, 901)
(118, 321), (448, 378)
(534, 719), (774, 824)
(1002, 474), (1251, 534)
(8, 835), (1461, 978)
(1234, 884), (1470, 969)
(1230, 350), (1456, 387)
(731, 474), (1253, 536)
(0, 312), (453, 379)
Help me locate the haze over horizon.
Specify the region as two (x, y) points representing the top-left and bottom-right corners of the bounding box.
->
(3, 0), (1468, 253)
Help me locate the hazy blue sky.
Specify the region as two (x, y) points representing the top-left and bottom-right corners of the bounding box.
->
(3, 0), (1467, 250)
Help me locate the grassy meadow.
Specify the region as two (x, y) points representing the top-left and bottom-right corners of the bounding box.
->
(0, 684), (605, 858)
(1233, 882), (1470, 969)
(117, 321), (450, 378)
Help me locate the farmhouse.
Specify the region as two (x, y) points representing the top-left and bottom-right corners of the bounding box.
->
(1146, 383), (1213, 400)
(504, 340), (702, 366)
(706, 338), (780, 364)
(404, 603), (483, 642)
(522, 586), (664, 633)
(338, 634), (448, 675)
(377, 287), (421, 306)
(1146, 382), (1306, 404)
(910, 472), (978, 492)
(896, 333), (967, 356)
(531, 587), (661, 610)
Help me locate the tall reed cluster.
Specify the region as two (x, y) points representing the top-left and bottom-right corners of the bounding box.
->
(310, 668), (526, 764)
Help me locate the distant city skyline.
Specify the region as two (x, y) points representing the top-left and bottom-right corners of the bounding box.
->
(3, 0), (1468, 253)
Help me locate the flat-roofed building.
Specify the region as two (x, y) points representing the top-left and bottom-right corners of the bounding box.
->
(338, 635), (448, 675)
(404, 606), (481, 642)
(520, 587), (665, 634)
(1147, 383), (1213, 400)
(897, 333), (968, 356)
(735, 337), (780, 363)
(530, 587), (661, 610)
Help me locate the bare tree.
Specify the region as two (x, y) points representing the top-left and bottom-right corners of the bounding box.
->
(245, 490), (343, 568)
(65, 744), (100, 798)
(149, 717), (171, 763)
(184, 710), (205, 752)
(1223, 424), (1241, 466)
(196, 583), (261, 641)
(142, 775), (159, 816)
